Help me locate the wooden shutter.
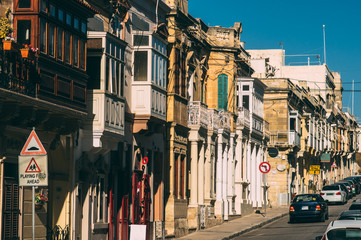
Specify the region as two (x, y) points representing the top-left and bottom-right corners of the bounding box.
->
(218, 74), (228, 110)
(223, 75), (228, 110)
(218, 75), (223, 110)
(3, 180), (19, 239)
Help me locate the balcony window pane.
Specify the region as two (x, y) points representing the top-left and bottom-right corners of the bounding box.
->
(17, 20), (31, 45)
(80, 40), (85, 69)
(81, 22), (86, 34)
(73, 37), (78, 66)
(48, 24), (54, 56)
(40, 19), (46, 52)
(58, 9), (64, 22)
(65, 33), (71, 63)
(66, 13), (71, 25)
(19, 0), (31, 8)
(290, 118), (296, 131)
(41, 0), (47, 12)
(74, 17), (79, 30)
(49, 4), (56, 17)
(134, 51), (148, 81)
(242, 95), (249, 109)
(57, 28), (63, 60)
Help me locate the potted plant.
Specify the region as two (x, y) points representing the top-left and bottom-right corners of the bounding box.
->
(20, 44), (37, 59)
(1, 8), (15, 51)
(35, 193), (48, 210)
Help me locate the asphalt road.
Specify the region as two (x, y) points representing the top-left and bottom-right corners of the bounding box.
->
(233, 197), (358, 240)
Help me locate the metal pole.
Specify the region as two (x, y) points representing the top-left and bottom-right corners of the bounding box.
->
(263, 173), (267, 216)
(32, 186), (35, 240)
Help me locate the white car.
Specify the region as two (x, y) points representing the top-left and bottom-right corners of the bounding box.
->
(320, 185), (347, 204)
(316, 220), (361, 240)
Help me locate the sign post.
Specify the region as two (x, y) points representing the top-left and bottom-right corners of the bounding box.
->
(259, 162), (270, 216)
(19, 128), (48, 240)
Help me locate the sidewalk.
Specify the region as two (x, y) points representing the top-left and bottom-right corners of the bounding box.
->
(177, 206), (289, 240)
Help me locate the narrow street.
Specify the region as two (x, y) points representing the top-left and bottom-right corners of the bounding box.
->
(233, 199), (357, 240)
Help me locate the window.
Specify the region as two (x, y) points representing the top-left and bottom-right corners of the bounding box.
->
(40, 19), (46, 52)
(218, 74), (228, 110)
(41, 0), (47, 11)
(57, 28), (63, 60)
(81, 22), (86, 34)
(80, 40), (85, 69)
(19, 0), (31, 8)
(243, 85), (249, 91)
(133, 35), (149, 46)
(290, 118), (296, 131)
(73, 36), (78, 66)
(58, 9), (64, 22)
(74, 17), (79, 30)
(243, 95), (249, 109)
(66, 13), (72, 25)
(134, 51), (147, 81)
(94, 174), (107, 223)
(17, 20), (31, 45)
(65, 33), (71, 63)
(48, 24), (55, 56)
(49, 4), (56, 17)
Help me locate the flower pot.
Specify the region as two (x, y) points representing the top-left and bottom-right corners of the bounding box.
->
(20, 48), (35, 59)
(35, 203), (43, 210)
(3, 40), (17, 51)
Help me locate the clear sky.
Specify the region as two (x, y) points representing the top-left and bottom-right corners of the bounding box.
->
(189, 0), (361, 122)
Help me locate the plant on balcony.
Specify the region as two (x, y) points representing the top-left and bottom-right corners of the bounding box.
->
(35, 193), (48, 210)
(20, 44), (38, 59)
(1, 8), (15, 51)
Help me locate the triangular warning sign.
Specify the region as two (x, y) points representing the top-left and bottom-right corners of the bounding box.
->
(20, 130), (47, 155)
(331, 162), (337, 168)
(25, 158), (41, 173)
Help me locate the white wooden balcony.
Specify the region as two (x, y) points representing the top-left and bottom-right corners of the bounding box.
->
(88, 90), (125, 148)
(236, 107), (250, 129)
(188, 101), (208, 129)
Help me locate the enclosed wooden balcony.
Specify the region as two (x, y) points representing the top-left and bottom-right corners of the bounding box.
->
(237, 106), (250, 129)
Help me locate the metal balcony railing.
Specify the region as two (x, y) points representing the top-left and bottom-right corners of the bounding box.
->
(188, 101), (208, 129)
(0, 44), (38, 97)
(236, 107), (250, 128)
(270, 130), (301, 147)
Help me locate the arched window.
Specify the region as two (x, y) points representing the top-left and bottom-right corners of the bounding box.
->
(218, 74), (228, 110)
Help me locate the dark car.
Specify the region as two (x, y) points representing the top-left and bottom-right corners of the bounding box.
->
(337, 210), (361, 220)
(344, 178), (361, 194)
(289, 194), (329, 223)
(349, 199), (361, 210)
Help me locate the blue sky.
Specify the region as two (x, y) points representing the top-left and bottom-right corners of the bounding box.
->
(189, 0), (361, 121)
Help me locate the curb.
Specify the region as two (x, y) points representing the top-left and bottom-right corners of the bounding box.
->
(223, 212), (289, 240)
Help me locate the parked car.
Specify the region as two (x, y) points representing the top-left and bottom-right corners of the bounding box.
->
(334, 183), (352, 200)
(315, 220), (361, 240)
(320, 185), (347, 204)
(344, 178), (360, 195)
(349, 199), (361, 210)
(337, 210), (361, 220)
(289, 194), (328, 223)
(339, 180), (356, 196)
(335, 182), (353, 198)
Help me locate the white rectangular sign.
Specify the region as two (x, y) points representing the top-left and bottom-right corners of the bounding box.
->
(19, 155), (48, 186)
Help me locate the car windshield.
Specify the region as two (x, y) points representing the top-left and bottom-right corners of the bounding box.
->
(293, 195), (317, 203)
(323, 185), (339, 191)
(327, 228), (361, 240)
(338, 216), (361, 220)
(349, 205), (361, 210)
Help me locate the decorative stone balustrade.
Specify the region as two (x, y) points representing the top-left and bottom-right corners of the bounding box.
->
(188, 101), (208, 129)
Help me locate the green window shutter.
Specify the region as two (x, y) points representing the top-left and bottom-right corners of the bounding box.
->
(223, 75), (228, 110)
(218, 75), (223, 110)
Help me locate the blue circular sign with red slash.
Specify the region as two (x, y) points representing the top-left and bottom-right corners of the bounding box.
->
(259, 162), (271, 173)
(142, 157), (148, 165)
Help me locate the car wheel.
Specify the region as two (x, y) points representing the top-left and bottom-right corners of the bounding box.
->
(320, 214), (325, 222)
(325, 212), (329, 220)
(289, 217), (295, 224)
